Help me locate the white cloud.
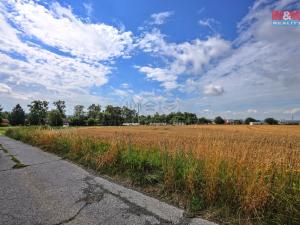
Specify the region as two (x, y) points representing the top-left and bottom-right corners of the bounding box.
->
(181, 0), (300, 118)
(181, 78), (199, 93)
(137, 29), (230, 90)
(1, 0), (299, 119)
(0, 83), (31, 101)
(136, 66), (179, 90)
(203, 84), (224, 96)
(108, 88), (178, 114)
(198, 18), (219, 33)
(83, 2), (93, 18)
(0, 0), (134, 107)
(112, 88), (130, 98)
(247, 109), (258, 114)
(150, 11), (173, 25)
(284, 108), (300, 114)
(121, 83), (129, 89)
(130, 91), (176, 114)
(0, 83), (11, 93)
(7, 0), (133, 62)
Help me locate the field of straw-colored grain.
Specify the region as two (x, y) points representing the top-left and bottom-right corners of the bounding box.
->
(74, 125), (300, 169)
(6, 125), (300, 224)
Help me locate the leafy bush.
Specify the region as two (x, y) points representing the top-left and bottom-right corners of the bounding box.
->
(48, 110), (63, 126)
(69, 116), (86, 126)
(264, 117), (278, 125)
(214, 116), (225, 124)
(9, 104), (25, 125)
(87, 118), (97, 126)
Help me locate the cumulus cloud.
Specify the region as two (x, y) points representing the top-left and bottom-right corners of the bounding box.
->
(204, 84), (224, 96)
(137, 29), (230, 89)
(0, 0), (134, 106)
(8, 0), (133, 62)
(0, 83), (11, 94)
(183, 0), (300, 118)
(0, 82), (31, 101)
(150, 11), (173, 25)
(208, 0), (300, 90)
(136, 66), (179, 90)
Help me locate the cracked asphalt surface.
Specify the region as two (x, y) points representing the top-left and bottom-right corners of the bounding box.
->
(0, 136), (216, 225)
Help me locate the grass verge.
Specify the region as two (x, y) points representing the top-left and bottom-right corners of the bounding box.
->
(0, 127), (11, 135)
(0, 144), (8, 153)
(0, 143), (27, 169)
(10, 155), (28, 169)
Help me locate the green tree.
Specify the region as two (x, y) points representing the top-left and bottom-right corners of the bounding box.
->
(0, 111), (10, 120)
(198, 117), (210, 124)
(68, 117), (82, 126)
(0, 105), (2, 123)
(53, 100), (66, 118)
(166, 112), (175, 124)
(70, 105), (86, 126)
(245, 117), (256, 124)
(153, 112), (164, 123)
(170, 112), (185, 124)
(184, 112), (198, 125)
(87, 118), (97, 126)
(264, 117), (278, 125)
(214, 116), (225, 124)
(9, 104), (25, 125)
(74, 105), (85, 117)
(103, 105), (123, 125)
(87, 104), (101, 119)
(121, 106), (137, 123)
(48, 110), (63, 126)
(27, 100), (49, 125)
(138, 115), (147, 125)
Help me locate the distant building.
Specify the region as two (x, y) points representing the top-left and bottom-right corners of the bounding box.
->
(225, 119), (243, 125)
(172, 122), (185, 126)
(250, 121), (263, 125)
(0, 119), (9, 126)
(149, 122), (167, 126)
(63, 122), (69, 127)
(279, 120), (300, 125)
(122, 123), (140, 126)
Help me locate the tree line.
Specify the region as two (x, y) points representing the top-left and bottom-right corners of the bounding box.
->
(0, 100), (279, 126)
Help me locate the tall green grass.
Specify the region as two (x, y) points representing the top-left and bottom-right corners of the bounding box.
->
(0, 127), (11, 135)
(5, 127), (300, 224)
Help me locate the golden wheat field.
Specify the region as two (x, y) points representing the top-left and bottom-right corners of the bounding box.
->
(74, 125), (300, 168)
(6, 125), (300, 224)
(74, 125), (300, 222)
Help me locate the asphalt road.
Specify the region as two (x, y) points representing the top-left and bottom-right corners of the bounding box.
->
(0, 136), (216, 225)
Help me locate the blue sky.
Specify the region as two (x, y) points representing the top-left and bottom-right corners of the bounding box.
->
(0, 0), (300, 119)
